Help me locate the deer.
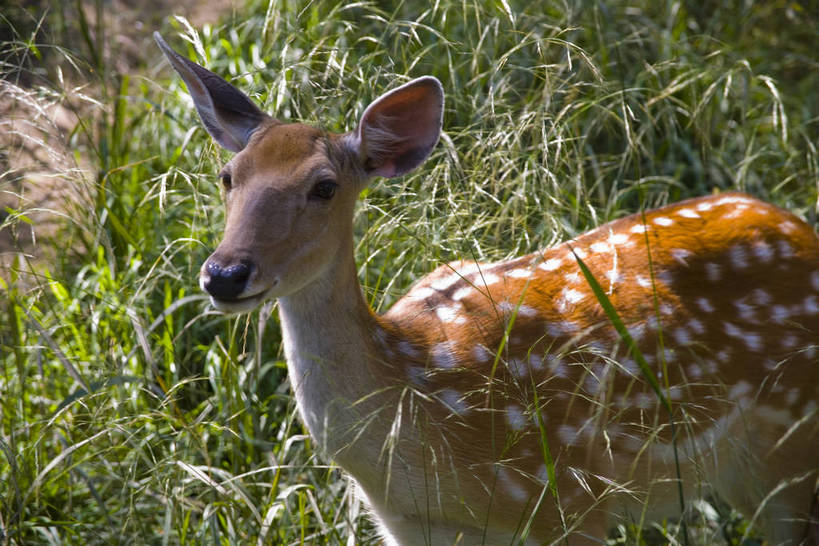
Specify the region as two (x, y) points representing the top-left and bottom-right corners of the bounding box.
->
(155, 33), (819, 545)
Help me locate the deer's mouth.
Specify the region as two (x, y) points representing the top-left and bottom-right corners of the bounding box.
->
(209, 286), (273, 314)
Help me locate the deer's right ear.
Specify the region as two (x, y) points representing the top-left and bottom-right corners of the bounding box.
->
(154, 32), (269, 152)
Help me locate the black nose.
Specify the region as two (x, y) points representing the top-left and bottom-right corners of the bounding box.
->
(203, 260), (252, 300)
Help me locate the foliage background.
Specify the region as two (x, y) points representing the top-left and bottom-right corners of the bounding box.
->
(1, 0), (817, 543)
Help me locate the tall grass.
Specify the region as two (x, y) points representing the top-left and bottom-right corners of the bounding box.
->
(1, 0), (817, 543)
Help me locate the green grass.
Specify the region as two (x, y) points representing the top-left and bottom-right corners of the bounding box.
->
(1, 0), (817, 543)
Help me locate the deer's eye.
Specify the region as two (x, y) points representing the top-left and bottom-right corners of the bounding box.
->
(220, 173), (232, 191)
(309, 179), (337, 201)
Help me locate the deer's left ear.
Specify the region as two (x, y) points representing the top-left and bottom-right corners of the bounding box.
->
(350, 76), (444, 179)
(154, 32), (270, 152)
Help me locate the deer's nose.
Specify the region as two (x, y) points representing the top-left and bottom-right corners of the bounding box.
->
(202, 260), (252, 300)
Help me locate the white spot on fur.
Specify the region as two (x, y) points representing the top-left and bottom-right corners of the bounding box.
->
(781, 334), (798, 350)
(508, 358), (528, 379)
(764, 358), (780, 372)
(723, 322), (762, 352)
(722, 321), (742, 336)
(619, 357), (639, 376)
(411, 286), (435, 299)
(545, 320), (578, 338)
(498, 467), (529, 502)
(557, 424), (578, 445)
(653, 217), (673, 226)
(456, 263), (481, 277)
(407, 366), (429, 386)
(544, 323), (562, 338)
(564, 271), (581, 284)
(804, 295), (819, 315)
(635, 275), (652, 288)
(439, 388), (470, 416)
(634, 392), (655, 409)
(452, 286), (473, 301)
(688, 318), (705, 335)
(476, 272), (501, 286)
(547, 355), (568, 378)
(628, 323), (646, 342)
(676, 208), (700, 219)
(696, 201), (714, 212)
(472, 344), (492, 363)
(536, 464), (550, 485)
(609, 233), (630, 245)
(723, 204), (749, 219)
(605, 269), (622, 284)
(671, 248), (693, 264)
(540, 258), (562, 271)
(705, 262), (722, 282)
(507, 268), (533, 279)
(728, 245), (749, 269)
(630, 224), (648, 234)
(777, 240), (794, 259)
(432, 342), (458, 368)
(696, 297), (715, 313)
(506, 404), (528, 431)
(436, 304), (464, 323)
(563, 288), (586, 304)
(750, 289), (772, 306)
(656, 269), (674, 285)
(770, 305), (790, 324)
(734, 301), (757, 322)
(728, 380), (753, 400)
(498, 301), (538, 318)
(778, 220), (798, 234)
(673, 327), (691, 345)
(583, 370), (601, 395)
(566, 247), (588, 260)
(398, 341), (420, 358)
(715, 195), (754, 206)
(590, 241), (610, 253)
(528, 353), (543, 370)
(752, 241), (774, 264)
(431, 275), (460, 291)
(811, 271), (819, 291)
(717, 348), (732, 363)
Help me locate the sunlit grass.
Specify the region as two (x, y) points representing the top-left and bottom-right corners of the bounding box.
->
(1, 0), (817, 543)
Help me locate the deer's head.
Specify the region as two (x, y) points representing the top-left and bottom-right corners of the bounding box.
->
(156, 33), (443, 313)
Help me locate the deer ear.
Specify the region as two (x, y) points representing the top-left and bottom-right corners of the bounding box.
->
(154, 32), (270, 152)
(351, 76), (444, 178)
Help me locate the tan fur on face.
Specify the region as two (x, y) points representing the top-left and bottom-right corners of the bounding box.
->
(207, 123), (362, 303)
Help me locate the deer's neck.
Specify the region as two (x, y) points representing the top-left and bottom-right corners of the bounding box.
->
(276, 238), (391, 462)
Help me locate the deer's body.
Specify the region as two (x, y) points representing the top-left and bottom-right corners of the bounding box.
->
(283, 189), (819, 544)
(157, 33), (819, 544)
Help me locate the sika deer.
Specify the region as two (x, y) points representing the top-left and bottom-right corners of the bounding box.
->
(156, 33), (819, 545)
